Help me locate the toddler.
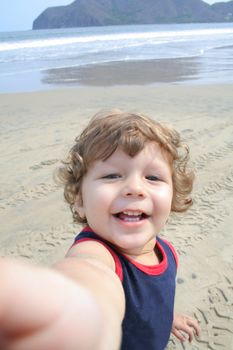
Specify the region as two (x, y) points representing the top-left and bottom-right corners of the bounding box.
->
(0, 110), (200, 350)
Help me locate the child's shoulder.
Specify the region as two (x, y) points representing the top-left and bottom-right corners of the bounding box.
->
(67, 236), (117, 272)
(157, 236), (178, 267)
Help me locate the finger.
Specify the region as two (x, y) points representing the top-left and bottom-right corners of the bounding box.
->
(187, 319), (201, 337)
(188, 328), (194, 342)
(178, 324), (195, 342)
(172, 328), (186, 342)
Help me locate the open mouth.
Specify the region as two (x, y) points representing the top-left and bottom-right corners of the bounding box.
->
(113, 211), (149, 222)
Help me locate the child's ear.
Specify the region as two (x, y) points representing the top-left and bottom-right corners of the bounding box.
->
(74, 195), (86, 219)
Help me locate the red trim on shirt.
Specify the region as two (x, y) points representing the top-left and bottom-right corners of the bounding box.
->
(120, 240), (168, 275)
(72, 238), (123, 282)
(76, 226), (177, 275)
(82, 226), (95, 233)
(160, 238), (178, 268)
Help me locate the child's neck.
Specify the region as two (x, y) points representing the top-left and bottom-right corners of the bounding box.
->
(127, 250), (160, 266)
(121, 240), (162, 266)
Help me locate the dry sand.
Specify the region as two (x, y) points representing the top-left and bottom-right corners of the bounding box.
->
(0, 84), (233, 349)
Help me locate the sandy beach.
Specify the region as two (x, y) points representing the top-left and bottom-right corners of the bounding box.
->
(0, 83), (233, 349)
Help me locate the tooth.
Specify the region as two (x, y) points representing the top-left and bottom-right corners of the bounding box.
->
(123, 211), (141, 216)
(128, 217), (139, 222)
(124, 217), (140, 222)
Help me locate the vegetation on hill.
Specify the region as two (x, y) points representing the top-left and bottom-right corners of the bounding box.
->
(32, 0), (233, 30)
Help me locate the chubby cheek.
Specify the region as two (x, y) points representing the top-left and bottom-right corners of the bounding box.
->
(153, 186), (173, 214)
(82, 185), (113, 220)
(153, 197), (172, 231)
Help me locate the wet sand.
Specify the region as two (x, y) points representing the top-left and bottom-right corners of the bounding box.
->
(42, 57), (200, 86)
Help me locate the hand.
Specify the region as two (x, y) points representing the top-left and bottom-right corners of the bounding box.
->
(0, 258), (103, 350)
(171, 313), (201, 343)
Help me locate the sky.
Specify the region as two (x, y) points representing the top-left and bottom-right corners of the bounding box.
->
(0, 0), (231, 32)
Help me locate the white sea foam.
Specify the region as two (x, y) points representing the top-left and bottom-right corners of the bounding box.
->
(0, 27), (232, 52)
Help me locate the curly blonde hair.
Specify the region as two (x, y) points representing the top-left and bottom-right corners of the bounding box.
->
(56, 110), (194, 224)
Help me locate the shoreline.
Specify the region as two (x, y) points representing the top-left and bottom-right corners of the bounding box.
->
(0, 85), (233, 349)
(2, 55), (233, 94)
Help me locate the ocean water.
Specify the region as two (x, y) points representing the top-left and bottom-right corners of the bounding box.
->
(0, 22), (233, 93)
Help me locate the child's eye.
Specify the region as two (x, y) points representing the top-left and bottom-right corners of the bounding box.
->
(146, 175), (160, 181)
(102, 174), (121, 179)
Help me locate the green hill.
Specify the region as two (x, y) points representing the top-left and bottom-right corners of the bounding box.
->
(32, 0), (233, 30)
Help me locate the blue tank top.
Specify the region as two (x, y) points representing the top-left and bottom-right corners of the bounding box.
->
(73, 227), (178, 350)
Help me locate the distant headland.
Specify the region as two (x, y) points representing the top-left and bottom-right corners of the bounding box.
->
(32, 0), (233, 30)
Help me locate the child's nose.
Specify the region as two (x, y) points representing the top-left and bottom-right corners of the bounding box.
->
(122, 177), (145, 198)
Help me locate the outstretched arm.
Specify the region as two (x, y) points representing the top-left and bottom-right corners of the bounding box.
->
(171, 313), (201, 343)
(0, 250), (125, 350)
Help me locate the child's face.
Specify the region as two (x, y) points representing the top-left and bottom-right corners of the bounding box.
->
(76, 142), (173, 255)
